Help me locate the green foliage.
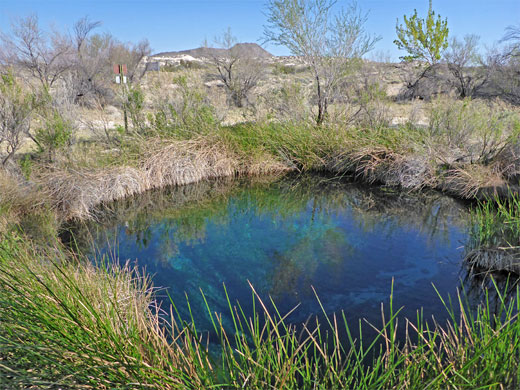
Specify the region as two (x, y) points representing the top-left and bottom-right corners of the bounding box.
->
(150, 75), (218, 137)
(34, 110), (72, 162)
(19, 154), (33, 179)
(394, 0), (449, 64)
(0, 233), (186, 388)
(0, 71), (39, 165)
(470, 192), (520, 250)
(125, 85), (146, 132)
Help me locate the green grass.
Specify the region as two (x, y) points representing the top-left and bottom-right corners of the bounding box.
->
(2, 231), (520, 389)
(470, 192), (520, 250)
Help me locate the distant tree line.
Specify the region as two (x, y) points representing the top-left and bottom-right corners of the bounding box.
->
(0, 15), (151, 165)
(0, 14), (150, 105)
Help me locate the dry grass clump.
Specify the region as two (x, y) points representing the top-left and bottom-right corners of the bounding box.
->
(39, 166), (148, 219)
(143, 137), (239, 187)
(465, 248), (520, 274)
(0, 170), (47, 230)
(38, 137), (291, 219)
(440, 164), (507, 199)
(332, 148), (436, 190)
(495, 140), (520, 182)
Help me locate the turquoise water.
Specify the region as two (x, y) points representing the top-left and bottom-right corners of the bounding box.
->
(88, 174), (472, 337)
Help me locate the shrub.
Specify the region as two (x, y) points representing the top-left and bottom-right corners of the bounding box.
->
(0, 71), (38, 165)
(150, 75), (219, 137)
(428, 98), (520, 164)
(34, 110), (73, 163)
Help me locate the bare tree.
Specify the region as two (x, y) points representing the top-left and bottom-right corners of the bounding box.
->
(73, 16), (102, 53)
(0, 15), (73, 89)
(69, 22), (151, 106)
(492, 24), (520, 104)
(502, 24), (520, 57)
(264, 0), (380, 125)
(67, 17), (106, 104)
(444, 35), (486, 98)
(210, 28), (264, 108)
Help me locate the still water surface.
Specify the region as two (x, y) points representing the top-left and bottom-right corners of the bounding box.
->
(88, 174), (473, 336)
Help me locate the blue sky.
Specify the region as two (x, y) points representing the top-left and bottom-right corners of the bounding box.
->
(0, 0), (518, 59)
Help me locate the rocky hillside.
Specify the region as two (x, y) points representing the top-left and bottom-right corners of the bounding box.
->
(153, 43), (273, 60)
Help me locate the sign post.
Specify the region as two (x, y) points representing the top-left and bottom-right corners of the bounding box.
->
(113, 64), (128, 132)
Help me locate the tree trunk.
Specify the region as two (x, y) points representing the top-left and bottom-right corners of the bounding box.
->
(316, 75), (327, 125)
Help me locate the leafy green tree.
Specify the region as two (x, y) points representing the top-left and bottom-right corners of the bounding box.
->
(394, 0), (449, 65)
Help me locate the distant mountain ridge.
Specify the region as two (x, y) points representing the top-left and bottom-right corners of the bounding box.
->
(152, 43), (273, 59)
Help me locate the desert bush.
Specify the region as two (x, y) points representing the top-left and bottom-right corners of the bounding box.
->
(179, 59), (205, 70)
(33, 109), (73, 163)
(0, 71), (39, 165)
(209, 28), (264, 108)
(125, 85), (146, 133)
(427, 98), (520, 164)
(354, 79), (392, 129)
(160, 64), (178, 73)
(149, 75), (219, 137)
(272, 62), (309, 75)
(159, 60), (205, 72)
(264, 81), (312, 123)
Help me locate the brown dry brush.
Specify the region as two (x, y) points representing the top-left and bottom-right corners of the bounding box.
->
(0, 169), (49, 229)
(15, 140), (519, 224)
(37, 137), (290, 219)
(465, 248), (520, 274)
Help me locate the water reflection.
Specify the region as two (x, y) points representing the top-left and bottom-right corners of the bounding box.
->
(80, 174), (476, 334)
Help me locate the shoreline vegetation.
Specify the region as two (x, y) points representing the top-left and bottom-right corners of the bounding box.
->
(2, 1), (520, 387)
(4, 97), (520, 222)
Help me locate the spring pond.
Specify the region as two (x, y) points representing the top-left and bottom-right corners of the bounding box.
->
(82, 174), (482, 341)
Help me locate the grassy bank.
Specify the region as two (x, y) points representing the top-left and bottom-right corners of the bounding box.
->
(1, 231), (520, 389)
(5, 97), (515, 224)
